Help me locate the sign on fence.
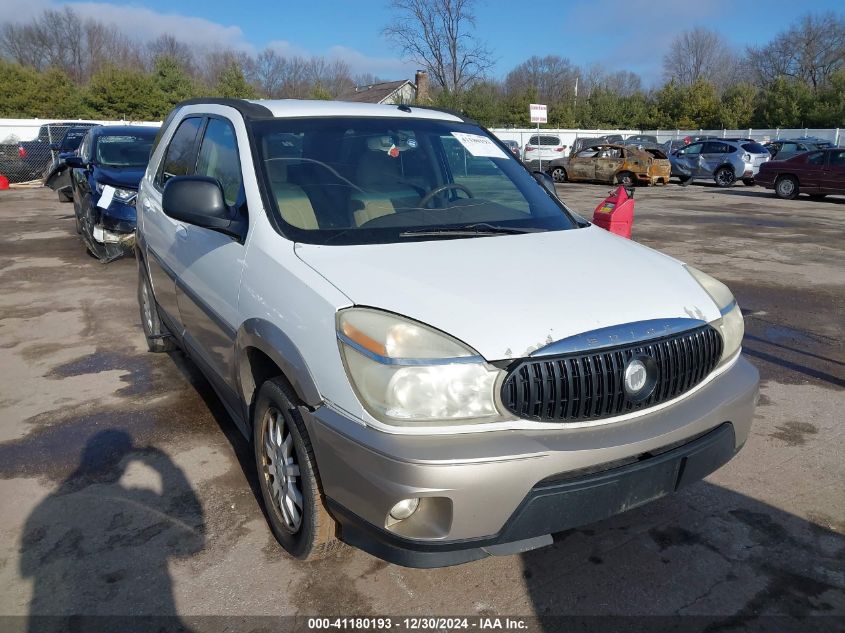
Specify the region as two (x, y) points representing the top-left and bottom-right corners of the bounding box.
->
(529, 104), (548, 124)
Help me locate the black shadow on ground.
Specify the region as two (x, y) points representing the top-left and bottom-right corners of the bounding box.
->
(19, 429), (205, 633)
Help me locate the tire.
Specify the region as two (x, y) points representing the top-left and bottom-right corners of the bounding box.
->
(254, 378), (342, 560)
(137, 263), (177, 352)
(549, 166), (567, 183)
(775, 175), (799, 200)
(742, 178), (755, 186)
(679, 175), (693, 187)
(714, 166), (736, 188)
(57, 190), (72, 203)
(617, 171), (635, 187)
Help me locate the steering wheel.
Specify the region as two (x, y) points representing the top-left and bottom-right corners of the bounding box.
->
(418, 183), (474, 208)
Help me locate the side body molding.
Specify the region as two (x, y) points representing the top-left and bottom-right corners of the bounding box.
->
(236, 318), (323, 418)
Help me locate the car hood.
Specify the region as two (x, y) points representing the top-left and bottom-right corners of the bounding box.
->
(92, 165), (145, 189)
(295, 226), (722, 361)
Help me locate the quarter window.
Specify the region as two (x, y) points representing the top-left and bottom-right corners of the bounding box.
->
(830, 150), (845, 167)
(195, 118), (243, 206)
(157, 117), (203, 188)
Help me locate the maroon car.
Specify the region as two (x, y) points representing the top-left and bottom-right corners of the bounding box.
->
(756, 148), (845, 200)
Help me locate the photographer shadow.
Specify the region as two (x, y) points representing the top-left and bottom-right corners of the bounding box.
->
(20, 429), (205, 633)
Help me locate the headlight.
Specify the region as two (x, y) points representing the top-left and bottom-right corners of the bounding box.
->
(95, 183), (136, 203)
(112, 187), (137, 203)
(685, 266), (744, 365)
(337, 308), (508, 426)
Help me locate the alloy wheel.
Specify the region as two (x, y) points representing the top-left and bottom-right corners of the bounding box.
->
(261, 407), (303, 532)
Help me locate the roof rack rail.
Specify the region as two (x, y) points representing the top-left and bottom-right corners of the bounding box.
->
(173, 97), (274, 119)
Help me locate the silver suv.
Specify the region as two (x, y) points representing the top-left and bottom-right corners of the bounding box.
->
(135, 98), (758, 567)
(670, 139), (770, 187)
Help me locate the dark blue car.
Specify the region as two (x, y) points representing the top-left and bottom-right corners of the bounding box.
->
(66, 125), (159, 262)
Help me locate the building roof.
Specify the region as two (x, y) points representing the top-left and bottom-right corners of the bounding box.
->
(335, 80), (412, 104)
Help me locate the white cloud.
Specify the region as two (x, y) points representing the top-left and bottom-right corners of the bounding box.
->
(1, 0), (413, 79)
(3, 0), (252, 51)
(326, 45), (416, 79)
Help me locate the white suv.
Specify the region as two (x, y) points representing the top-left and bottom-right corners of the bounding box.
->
(136, 98), (758, 567)
(522, 134), (567, 166)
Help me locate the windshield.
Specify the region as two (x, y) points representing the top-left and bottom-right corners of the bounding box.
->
(95, 133), (155, 167)
(253, 117), (577, 245)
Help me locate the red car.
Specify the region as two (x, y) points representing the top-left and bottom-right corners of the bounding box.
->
(756, 148), (845, 200)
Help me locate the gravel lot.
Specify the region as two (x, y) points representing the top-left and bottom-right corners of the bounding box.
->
(0, 183), (843, 630)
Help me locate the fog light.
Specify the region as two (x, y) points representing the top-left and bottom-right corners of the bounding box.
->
(389, 498), (420, 521)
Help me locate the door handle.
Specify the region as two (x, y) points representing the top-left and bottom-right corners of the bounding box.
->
(176, 224), (188, 240)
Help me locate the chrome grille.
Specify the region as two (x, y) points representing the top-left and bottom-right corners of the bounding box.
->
(501, 324), (723, 423)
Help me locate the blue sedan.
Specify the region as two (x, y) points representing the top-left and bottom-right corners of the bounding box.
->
(66, 125), (159, 262)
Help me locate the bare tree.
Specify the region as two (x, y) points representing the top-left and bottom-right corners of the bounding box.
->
(383, 0), (493, 95)
(504, 55), (578, 104)
(147, 34), (195, 73)
(747, 12), (845, 90)
(662, 27), (739, 90)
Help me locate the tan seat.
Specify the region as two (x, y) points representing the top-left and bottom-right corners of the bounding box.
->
(276, 183), (318, 230)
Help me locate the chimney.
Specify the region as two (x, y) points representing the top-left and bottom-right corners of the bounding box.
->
(415, 69), (430, 104)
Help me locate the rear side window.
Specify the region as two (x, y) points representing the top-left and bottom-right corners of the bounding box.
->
(195, 118), (243, 206)
(805, 152), (825, 165)
(703, 142), (734, 154)
(830, 150), (845, 166)
(741, 142), (768, 154)
(529, 135), (562, 146)
(157, 117), (203, 188)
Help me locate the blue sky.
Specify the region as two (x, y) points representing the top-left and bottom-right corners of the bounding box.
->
(7, 0), (844, 85)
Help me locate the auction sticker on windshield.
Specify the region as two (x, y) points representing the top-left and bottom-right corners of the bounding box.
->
(451, 132), (508, 159)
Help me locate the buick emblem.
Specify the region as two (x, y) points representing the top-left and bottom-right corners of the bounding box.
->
(624, 359), (648, 395)
(623, 355), (657, 401)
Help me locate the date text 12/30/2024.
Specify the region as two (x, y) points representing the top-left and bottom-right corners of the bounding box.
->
(307, 618), (529, 630)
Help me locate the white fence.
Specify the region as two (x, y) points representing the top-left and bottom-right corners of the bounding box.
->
(489, 127), (842, 149)
(0, 118), (160, 144)
(2, 118), (839, 147)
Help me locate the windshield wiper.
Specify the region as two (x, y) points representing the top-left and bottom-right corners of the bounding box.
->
(399, 223), (542, 238)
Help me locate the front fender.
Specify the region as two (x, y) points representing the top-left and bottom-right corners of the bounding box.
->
(236, 318), (323, 419)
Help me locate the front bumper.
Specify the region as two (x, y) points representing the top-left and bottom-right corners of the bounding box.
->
(306, 356), (759, 568)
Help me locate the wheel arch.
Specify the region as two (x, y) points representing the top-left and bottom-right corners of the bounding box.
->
(236, 319), (323, 426)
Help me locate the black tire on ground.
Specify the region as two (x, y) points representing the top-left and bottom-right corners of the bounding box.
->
(137, 264), (177, 352)
(742, 178), (755, 186)
(549, 166), (567, 183)
(808, 194), (827, 200)
(679, 175), (693, 187)
(253, 377), (343, 560)
(714, 166), (736, 188)
(57, 190), (72, 203)
(617, 171), (635, 187)
(775, 175), (799, 200)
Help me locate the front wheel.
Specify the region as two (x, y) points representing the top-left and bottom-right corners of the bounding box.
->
(617, 171), (635, 187)
(714, 166), (736, 188)
(254, 378), (342, 560)
(549, 166), (567, 183)
(775, 175), (799, 200)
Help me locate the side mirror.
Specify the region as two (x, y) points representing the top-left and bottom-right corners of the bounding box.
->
(162, 176), (243, 239)
(65, 155), (85, 168)
(532, 170), (557, 196)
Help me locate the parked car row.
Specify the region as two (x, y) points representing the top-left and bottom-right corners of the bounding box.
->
(1, 122), (97, 183)
(45, 124), (159, 262)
